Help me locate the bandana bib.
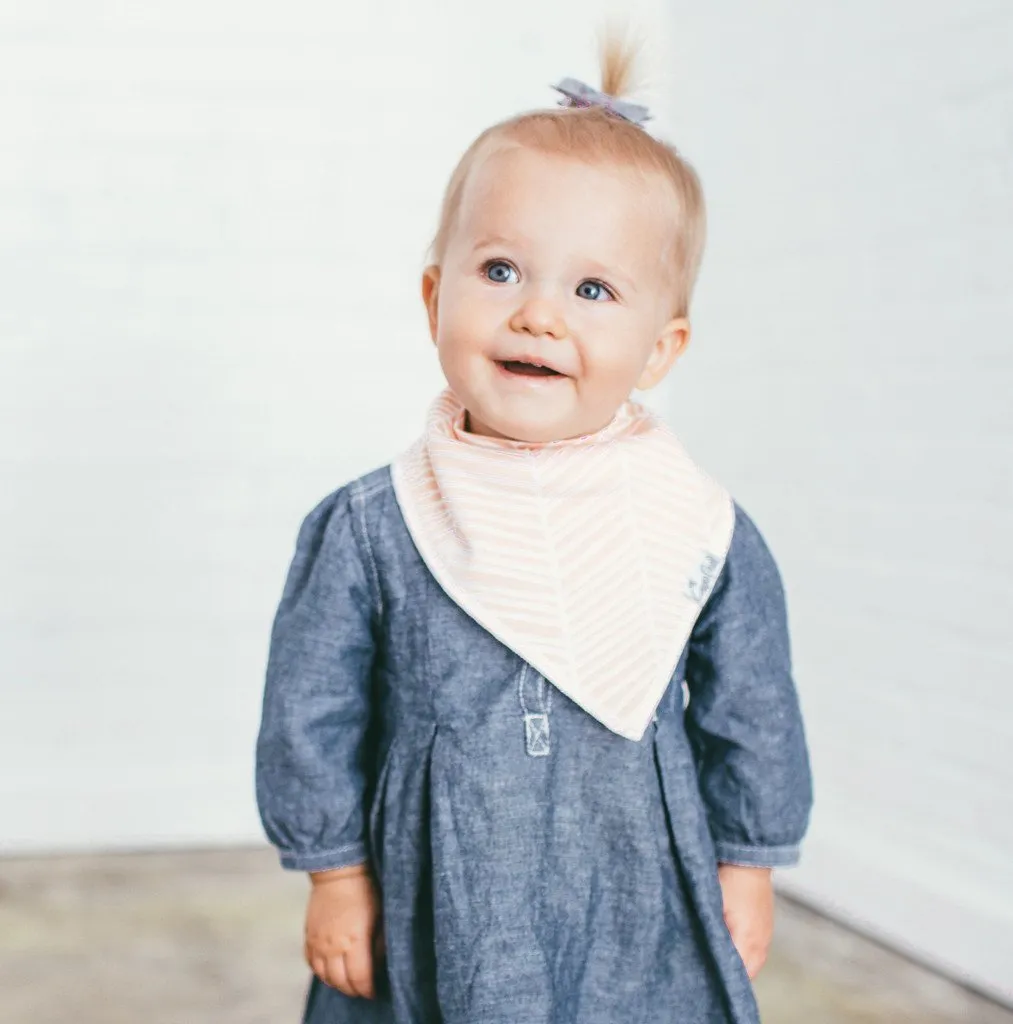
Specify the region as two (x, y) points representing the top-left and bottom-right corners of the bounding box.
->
(390, 388), (735, 741)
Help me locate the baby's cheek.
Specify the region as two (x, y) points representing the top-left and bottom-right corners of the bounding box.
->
(584, 353), (643, 402)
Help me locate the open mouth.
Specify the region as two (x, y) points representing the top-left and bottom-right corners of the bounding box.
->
(497, 360), (564, 377)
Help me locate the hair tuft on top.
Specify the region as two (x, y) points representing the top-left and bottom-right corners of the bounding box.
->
(596, 19), (643, 101)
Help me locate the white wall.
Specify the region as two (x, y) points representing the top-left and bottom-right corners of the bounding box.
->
(0, 3), (677, 845)
(3, 0), (1011, 1007)
(662, 1), (1013, 1005)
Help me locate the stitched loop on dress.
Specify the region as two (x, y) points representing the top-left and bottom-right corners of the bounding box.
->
(519, 664), (553, 756)
(524, 713), (551, 757)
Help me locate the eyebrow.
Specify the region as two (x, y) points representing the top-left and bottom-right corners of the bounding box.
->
(583, 258), (638, 295)
(471, 233), (520, 252)
(470, 236), (639, 294)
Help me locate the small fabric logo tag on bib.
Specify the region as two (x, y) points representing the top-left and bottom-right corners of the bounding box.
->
(685, 553), (721, 604)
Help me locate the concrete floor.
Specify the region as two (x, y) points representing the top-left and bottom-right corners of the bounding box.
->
(0, 847), (1009, 1024)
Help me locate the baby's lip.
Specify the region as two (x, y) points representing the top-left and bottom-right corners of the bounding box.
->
(495, 354), (571, 377)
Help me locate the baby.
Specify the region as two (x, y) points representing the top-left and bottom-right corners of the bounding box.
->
(256, 28), (813, 1024)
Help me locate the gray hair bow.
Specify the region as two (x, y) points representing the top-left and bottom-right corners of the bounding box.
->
(551, 77), (652, 126)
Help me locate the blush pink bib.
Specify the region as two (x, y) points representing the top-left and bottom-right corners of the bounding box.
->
(390, 387), (735, 741)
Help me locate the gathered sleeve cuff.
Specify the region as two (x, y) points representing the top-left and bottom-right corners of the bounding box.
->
(712, 840), (802, 869)
(277, 840), (370, 873)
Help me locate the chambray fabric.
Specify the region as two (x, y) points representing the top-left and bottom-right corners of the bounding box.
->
(255, 465), (813, 1024)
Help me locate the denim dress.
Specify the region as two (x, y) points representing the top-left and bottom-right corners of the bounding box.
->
(255, 465), (813, 1024)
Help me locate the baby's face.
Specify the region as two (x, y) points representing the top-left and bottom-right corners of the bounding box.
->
(423, 144), (688, 442)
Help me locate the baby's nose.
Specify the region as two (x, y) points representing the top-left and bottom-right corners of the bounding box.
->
(510, 295), (568, 339)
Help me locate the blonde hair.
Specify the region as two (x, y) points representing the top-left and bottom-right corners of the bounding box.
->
(425, 25), (706, 318)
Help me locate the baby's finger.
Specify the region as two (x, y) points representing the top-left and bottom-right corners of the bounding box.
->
(738, 941), (761, 979)
(345, 941), (376, 999)
(746, 948), (768, 979)
(310, 954), (329, 984)
(325, 954), (352, 996)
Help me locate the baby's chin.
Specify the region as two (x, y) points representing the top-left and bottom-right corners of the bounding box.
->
(476, 399), (608, 445)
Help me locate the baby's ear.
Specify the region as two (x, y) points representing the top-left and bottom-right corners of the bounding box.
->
(637, 317), (690, 390)
(421, 265), (441, 344)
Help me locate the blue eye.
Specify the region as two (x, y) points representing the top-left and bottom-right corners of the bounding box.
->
(577, 280), (614, 302)
(484, 260), (518, 284)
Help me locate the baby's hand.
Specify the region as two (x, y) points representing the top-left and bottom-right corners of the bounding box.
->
(717, 864), (774, 980)
(305, 863), (383, 999)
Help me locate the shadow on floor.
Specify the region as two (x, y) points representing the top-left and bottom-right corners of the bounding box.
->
(0, 847), (1008, 1024)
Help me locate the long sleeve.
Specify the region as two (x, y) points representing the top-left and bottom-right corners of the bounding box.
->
(684, 503), (813, 868)
(255, 484), (380, 872)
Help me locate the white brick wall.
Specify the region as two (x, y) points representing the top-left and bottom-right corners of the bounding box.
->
(662, 0), (1013, 1004)
(2, 0), (1010, 1006)
(0, 5), (677, 838)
